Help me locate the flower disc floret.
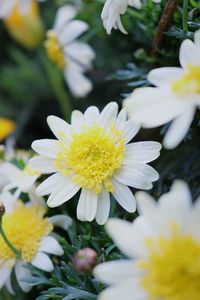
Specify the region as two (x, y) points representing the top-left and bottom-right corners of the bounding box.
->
(138, 233), (200, 300)
(55, 124), (125, 193)
(0, 202), (53, 262)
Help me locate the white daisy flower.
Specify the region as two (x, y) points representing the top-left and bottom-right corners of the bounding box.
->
(0, 0), (44, 18)
(30, 102), (161, 225)
(94, 180), (200, 300)
(101, 0), (161, 35)
(124, 30), (200, 149)
(0, 191), (71, 294)
(45, 5), (95, 98)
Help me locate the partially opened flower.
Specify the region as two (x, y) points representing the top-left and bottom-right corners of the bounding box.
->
(3, 0), (44, 48)
(101, 0), (161, 34)
(0, 117), (15, 141)
(0, 191), (71, 293)
(125, 30), (200, 149)
(45, 5), (95, 97)
(30, 102), (161, 224)
(94, 180), (200, 300)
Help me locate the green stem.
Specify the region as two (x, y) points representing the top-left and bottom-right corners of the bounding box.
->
(183, 0), (188, 31)
(0, 221), (21, 258)
(39, 51), (72, 122)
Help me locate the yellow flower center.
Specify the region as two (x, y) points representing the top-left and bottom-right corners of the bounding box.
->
(138, 232), (200, 300)
(0, 117), (15, 141)
(54, 124), (125, 193)
(45, 30), (65, 70)
(172, 65), (200, 96)
(0, 202), (53, 262)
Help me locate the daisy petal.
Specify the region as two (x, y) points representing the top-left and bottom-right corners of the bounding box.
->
(47, 115), (71, 139)
(179, 39), (200, 68)
(163, 106), (195, 149)
(148, 67), (183, 87)
(15, 261), (32, 293)
(39, 236), (64, 255)
(124, 141), (161, 163)
(95, 188), (110, 225)
(119, 119), (140, 143)
(100, 102), (118, 129)
(31, 139), (59, 159)
(111, 178), (136, 212)
(77, 188), (97, 222)
(29, 156), (57, 174)
(48, 214), (72, 230)
(32, 252), (54, 272)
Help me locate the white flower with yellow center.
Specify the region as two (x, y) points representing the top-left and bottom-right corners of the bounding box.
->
(30, 102), (161, 224)
(125, 30), (200, 149)
(101, 0), (161, 34)
(0, 0), (44, 18)
(94, 180), (200, 300)
(45, 5), (95, 98)
(0, 191), (71, 293)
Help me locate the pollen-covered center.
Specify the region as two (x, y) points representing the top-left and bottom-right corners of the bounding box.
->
(55, 124), (125, 193)
(172, 65), (200, 96)
(138, 232), (200, 300)
(45, 30), (65, 69)
(0, 202), (53, 262)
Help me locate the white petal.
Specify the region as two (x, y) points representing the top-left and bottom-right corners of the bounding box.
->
(124, 141), (161, 163)
(94, 260), (142, 285)
(71, 110), (84, 129)
(115, 108), (127, 127)
(135, 191), (157, 216)
(64, 62), (92, 97)
(163, 106), (195, 149)
(105, 218), (138, 258)
(31, 139), (59, 159)
(98, 282), (146, 300)
(114, 165), (153, 190)
(100, 102), (118, 129)
(5, 275), (14, 295)
(48, 214), (72, 230)
(39, 236), (64, 256)
(54, 5), (77, 32)
(15, 261), (32, 293)
(36, 173), (63, 196)
(111, 178), (136, 212)
(179, 39), (200, 68)
(31, 252), (54, 272)
(194, 29), (200, 48)
(0, 261), (14, 289)
(47, 115), (71, 139)
(127, 163), (159, 182)
(47, 178), (80, 207)
(29, 156), (57, 174)
(4, 175), (38, 193)
(58, 20), (88, 46)
(77, 188), (98, 222)
(95, 189), (110, 225)
(124, 87), (187, 128)
(0, 191), (17, 213)
(148, 67), (183, 87)
(84, 106), (100, 126)
(65, 42), (95, 69)
(119, 119), (140, 143)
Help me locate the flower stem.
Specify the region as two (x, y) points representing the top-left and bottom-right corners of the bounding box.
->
(183, 0), (188, 31)
(0, 217), (21, 259)
(39, 50), (72, 122)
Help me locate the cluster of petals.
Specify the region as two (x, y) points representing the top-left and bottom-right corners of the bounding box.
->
(30, 102), (161, 224)
(0, 191), (71, 293)
(125, 30), (200, 149)
(94, 180), (200, 300)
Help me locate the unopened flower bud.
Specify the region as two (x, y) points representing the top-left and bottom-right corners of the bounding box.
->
(4, 0), (44, 48)
(73, 247), (97, 273)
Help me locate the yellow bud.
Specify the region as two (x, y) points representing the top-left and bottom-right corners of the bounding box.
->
(0, 118), (16, 141)
(4, 0), (44, 49)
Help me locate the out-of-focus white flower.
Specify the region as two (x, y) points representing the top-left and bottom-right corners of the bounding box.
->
(45, 5), (95, 98)
(0, 0), (44, 18)
(30, 102), (161, 224)
(125, 30), (200, 149)
(101, 0), (161, 34)
(94, 180), (200, 300)
(0, 191), (71, 293)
